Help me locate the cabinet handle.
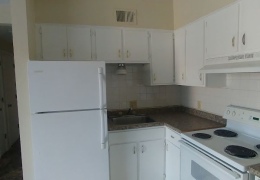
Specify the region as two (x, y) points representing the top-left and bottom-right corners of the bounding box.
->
(118, 49), (121, 58)
(141, 145), (144, 153)
(182, 73), (184, 80)
(63, 49), (67, 58)
(126, 50), (130, 58)
(242, 33), (246, 45)
(199, 73), (202, 81)
(232, 36), (235, 47)
(133, 146), (136, 154)
(171, 135), (175, 139)
(153, 73), (156, 81)
(69, 49), (73, 58)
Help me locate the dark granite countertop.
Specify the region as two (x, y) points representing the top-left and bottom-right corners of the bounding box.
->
(108, 106), (226, 133)
(249, 164), (260, 178)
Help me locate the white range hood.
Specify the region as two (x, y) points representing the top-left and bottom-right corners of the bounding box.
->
(200, 61), (260, 74)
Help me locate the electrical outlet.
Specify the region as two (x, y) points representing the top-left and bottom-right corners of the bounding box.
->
(129, 100), (137, 108)
(197, 101), (202, 110)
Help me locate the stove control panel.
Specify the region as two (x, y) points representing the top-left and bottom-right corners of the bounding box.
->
(224, 105), (260, 126)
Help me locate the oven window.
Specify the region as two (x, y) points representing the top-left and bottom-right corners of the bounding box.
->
(191, 161), (219, 180)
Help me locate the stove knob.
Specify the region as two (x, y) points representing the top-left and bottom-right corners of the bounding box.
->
(227, 110), (230, 115)
(232, 111), (236, 117)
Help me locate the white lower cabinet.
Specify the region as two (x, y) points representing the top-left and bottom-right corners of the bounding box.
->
(255, 176), (260, 180)
(109, 143), (138, 180)
(165, 141), (180, 180)
(109, 128), (165, 180)
(109, 127), (181, 180)
(139, 140), (165, 180)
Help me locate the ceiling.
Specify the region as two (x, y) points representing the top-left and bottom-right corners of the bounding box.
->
(0, 0), (9, 4)
(0, 25), (13, 43)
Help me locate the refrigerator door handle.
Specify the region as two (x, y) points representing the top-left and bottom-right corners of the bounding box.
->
(98, 67), (106, 149)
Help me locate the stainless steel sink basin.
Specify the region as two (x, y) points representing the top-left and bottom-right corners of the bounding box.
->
(111, 115), (155, 125)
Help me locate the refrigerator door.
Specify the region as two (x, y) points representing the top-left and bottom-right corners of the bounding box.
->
(28, 61), (106, 113)
(31, 110), (109, 180)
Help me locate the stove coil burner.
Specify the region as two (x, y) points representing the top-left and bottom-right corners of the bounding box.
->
(214, 129), (238, 137)
(256, 144), (260, 150)
(225, 145), (257, 158)
(192, 133), (212, 139)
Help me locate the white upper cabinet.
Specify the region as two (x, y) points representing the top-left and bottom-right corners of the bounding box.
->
(185, 19), (205, 86)
(40, 25), (92, 61)
(67, 26), (92, 61)
(174, 28), (186, 85)
(123, 29), (150, 62)
(205, 3), (239, 59)
(149, 31), (174, 85)
(94, 27), (122, 62)
(41, 25), (68, 60)
(239, 0), (260, 53)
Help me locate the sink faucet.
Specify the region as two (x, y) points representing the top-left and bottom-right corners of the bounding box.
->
(127, 108), (134, 115)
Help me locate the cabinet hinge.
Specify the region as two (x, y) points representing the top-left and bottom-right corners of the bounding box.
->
(4, 134), (7, 139)
(173, 33), (175, 39)
(205, 22), (207, 27)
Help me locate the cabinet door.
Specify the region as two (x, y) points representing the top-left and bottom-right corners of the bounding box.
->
(255, 176), (260, 180)
(205, 3), (239, 59)
(150, 32), (174, 85)
(123, 29), (150, 62)
(94, 28), (122, 62)
(41, 25), (68, 60)
(166, 141), (180, 180)
(174, 28), (186, 85)
(186, 20), (205, 86)
(239, 0), (260, 53)
(139, 140), (165, 180)
(109, 143), (138, 180)
(67, 26), (92, 61)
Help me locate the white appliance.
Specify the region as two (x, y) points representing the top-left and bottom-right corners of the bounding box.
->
(181, 105), (260, 180)
(28, 61), (109, 180)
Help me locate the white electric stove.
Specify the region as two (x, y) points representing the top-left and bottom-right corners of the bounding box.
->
(181, 105), (260, 180)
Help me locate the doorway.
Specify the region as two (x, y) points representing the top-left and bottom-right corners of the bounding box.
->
(0, 24), (20, 157)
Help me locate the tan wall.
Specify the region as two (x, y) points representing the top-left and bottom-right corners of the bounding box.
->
(10, 0), (36, 179)
(173, 0), (236, 29)
(0, 3), (11, 24)
(35, 0), (174, 30)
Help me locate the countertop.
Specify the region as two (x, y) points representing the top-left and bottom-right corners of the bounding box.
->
(108, 107), (225, 133)
(249, 164), (260, 178)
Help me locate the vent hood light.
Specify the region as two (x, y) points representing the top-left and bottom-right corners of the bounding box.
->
(200, 61), (260, 74)
(116, 63), (127, 75)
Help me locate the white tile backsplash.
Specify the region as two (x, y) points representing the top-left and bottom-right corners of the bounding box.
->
(181, 73), (260, 116)
(106, 64), (181, 110)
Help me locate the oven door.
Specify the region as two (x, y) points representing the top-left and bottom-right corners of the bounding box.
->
(180, 141), (248, 180)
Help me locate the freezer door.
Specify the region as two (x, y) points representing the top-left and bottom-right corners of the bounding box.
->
(31, 110), (109, 180)
(28, 61), (106, 113)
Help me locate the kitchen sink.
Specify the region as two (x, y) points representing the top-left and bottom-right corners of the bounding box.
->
(111, 115), (155, 125)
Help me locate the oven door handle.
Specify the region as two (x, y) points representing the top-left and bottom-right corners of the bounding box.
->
(180, 141), (241, 179)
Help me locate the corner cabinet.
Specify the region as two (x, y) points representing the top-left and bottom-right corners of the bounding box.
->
(174, 28), (186, 85)
(144, 31), (175, 85)
(174, 19), (205, 87)
(185, 19), (205, 86)
(109, 128), (165, 180)
(38, 24), (93, 61)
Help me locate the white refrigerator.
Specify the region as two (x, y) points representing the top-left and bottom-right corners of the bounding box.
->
(28, 61), (109, 180)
